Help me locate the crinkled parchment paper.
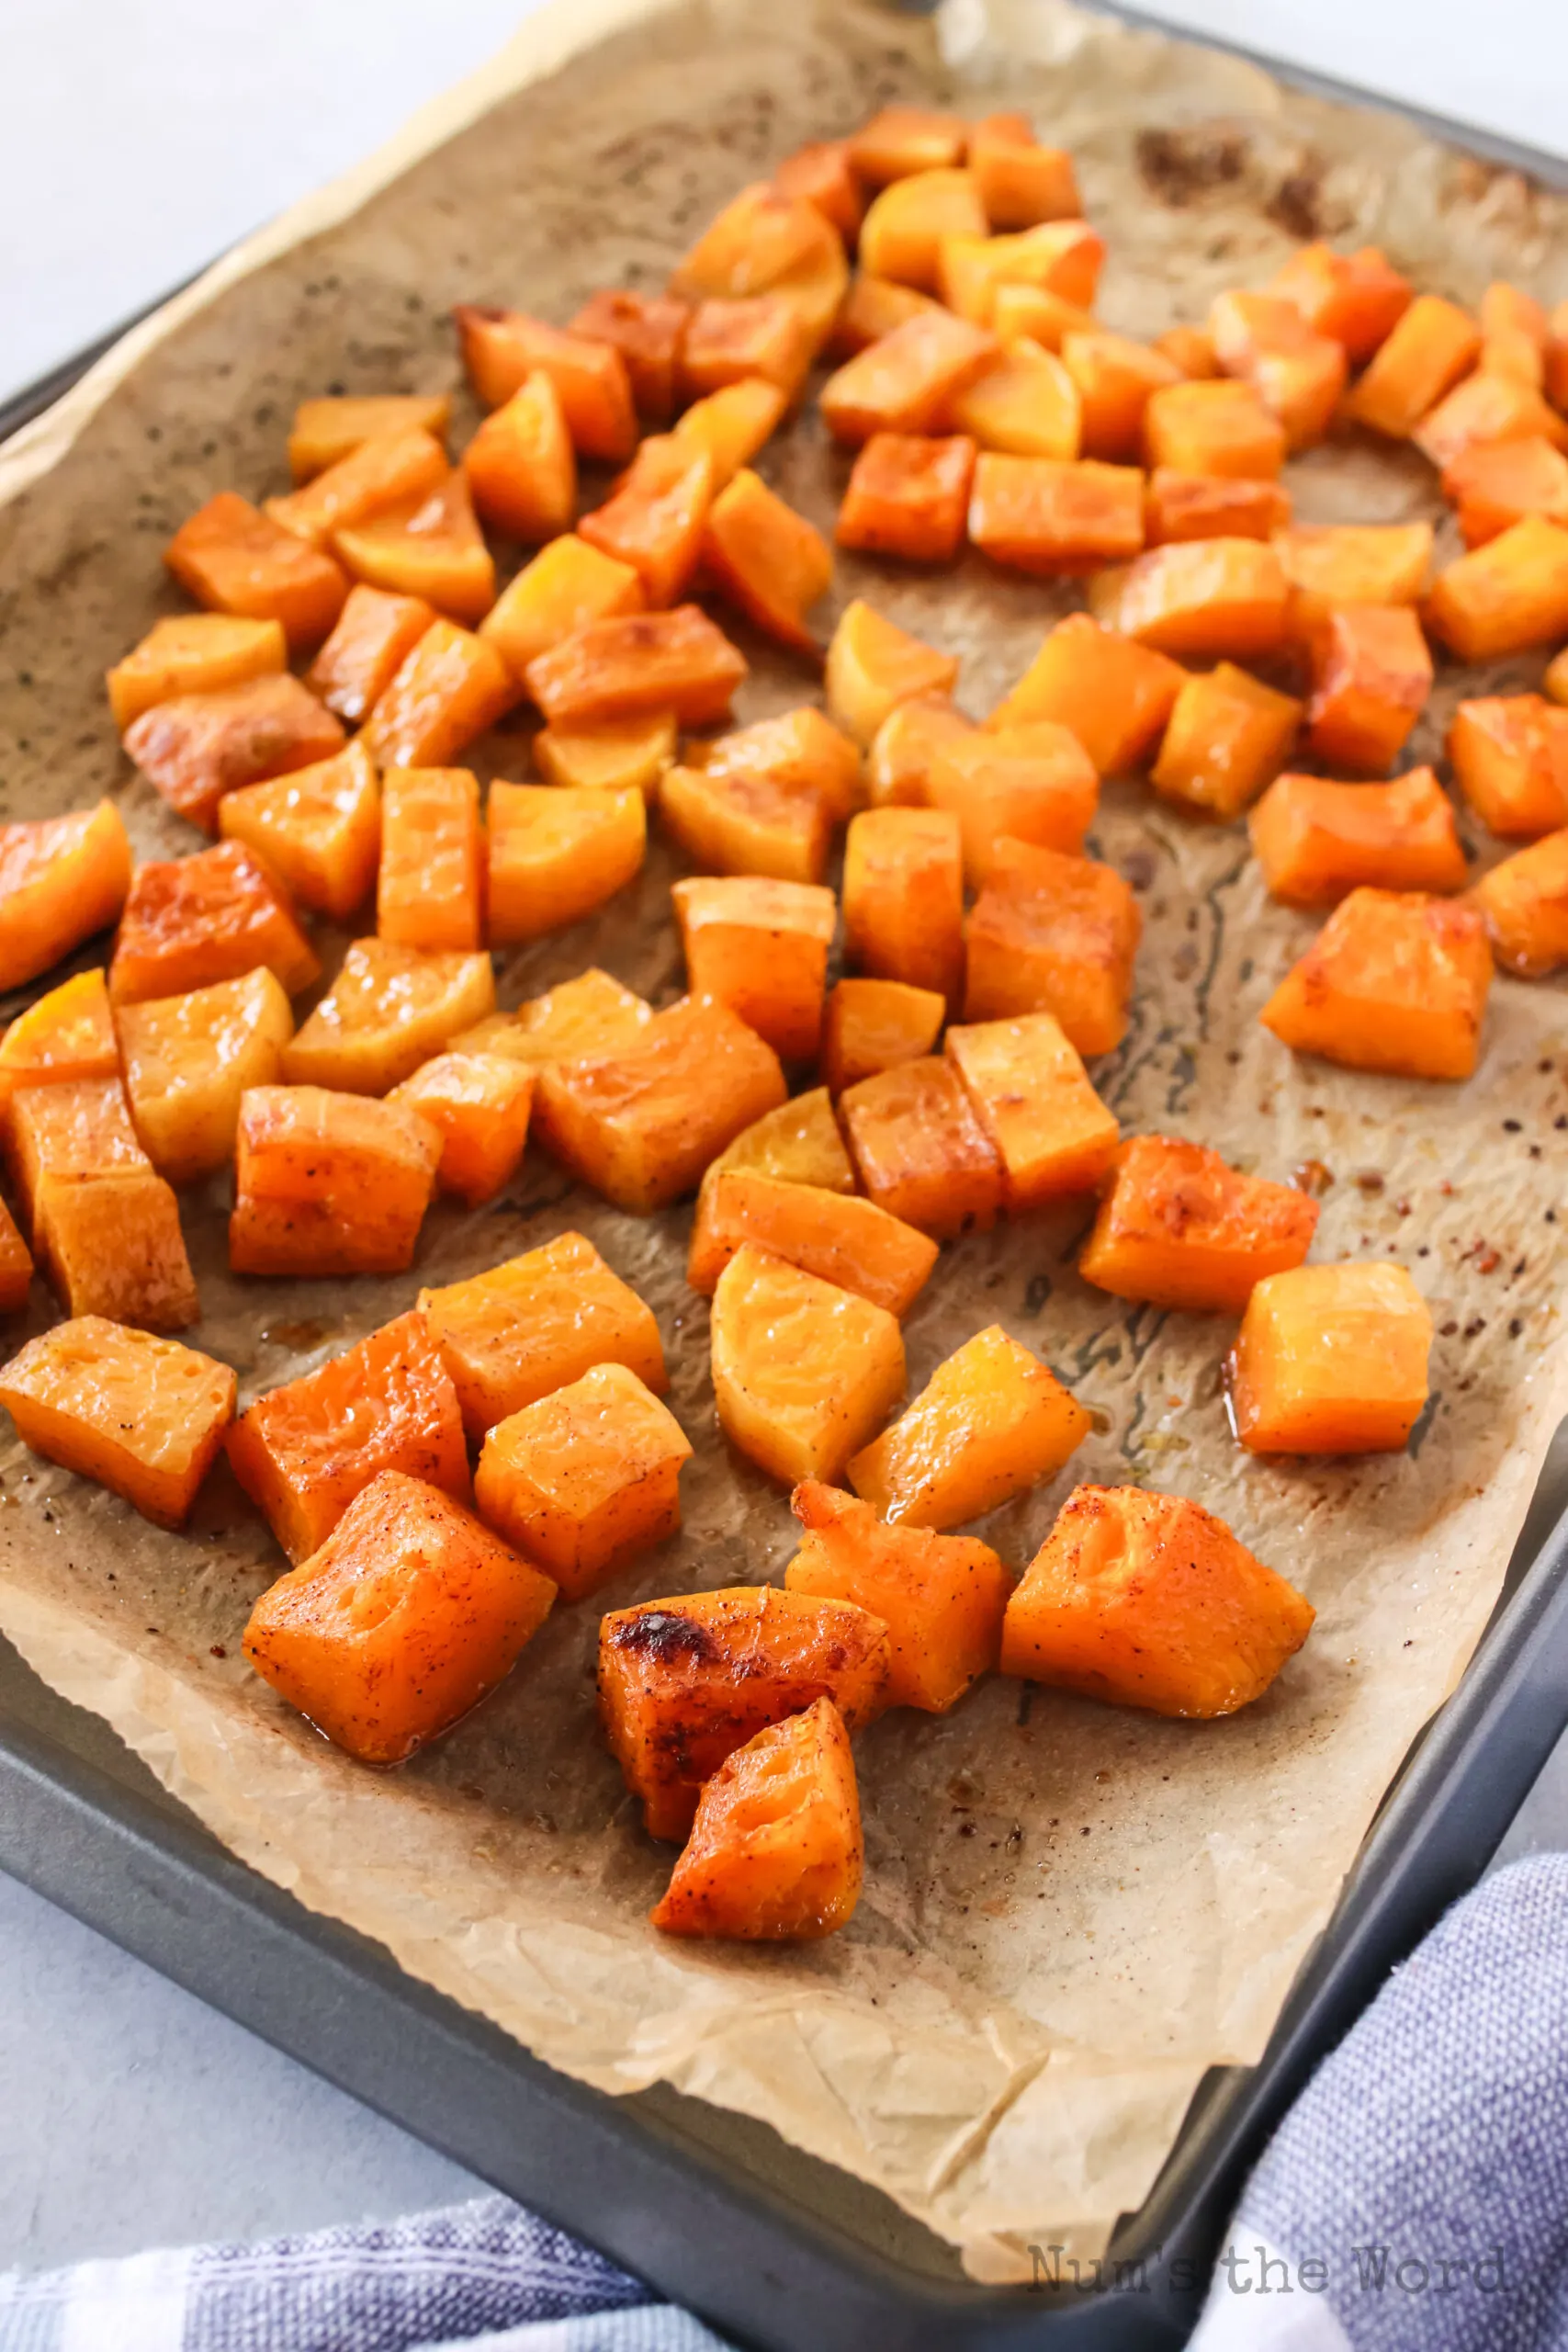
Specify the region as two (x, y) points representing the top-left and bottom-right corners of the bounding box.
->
(4, 0), (1568, 2281)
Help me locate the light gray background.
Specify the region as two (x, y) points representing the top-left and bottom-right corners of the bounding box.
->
(2, 0), (1566, 2282)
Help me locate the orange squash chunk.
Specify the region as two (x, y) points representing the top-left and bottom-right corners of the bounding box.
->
(988, 615), (1184, 775)
(827, 272), (942, 359)
(672, 876), (835, 1060)
(861, 167), (986, 292)
(361, 618), (515, 769)
(1275, 522), (1434, 642)
(0, 970), (118, 1126)
(990, 284), (1097, 349)
(243, 1470), (556, 1765)
(702, 469), (831, 651)
(124, 673), (345, 835)
(1228, 1261), (1432, 1455)
(1346, 293), (1479, 437)
(1444, 435), (1568, 549)
(938, 222), (1104, 323)
(842, 807), (964, 1001)
(689, 1169), (938, 1318)
(116, 967), (294, 1183)
(164, 492), (348, 652)
(284, 938), (493, 1095)
(461, 371), (576, 544)
(710, 1244), (906, 1486)
(333, 474), (495, 625)
(599, 1583), (889, 1841)
(819, 311), (998, 444)
(1448, 695), (1568, 837)
(1471, 830), (1568, 977)
(578, 435), (713, 608)
(968, 453), (1145, 575)
(1413, 369), (1567, 472)
(1480, 281), (1549, 386)
(1078, 1135), (1318, 1314)
(455, 304), (637, 461)
(1304, 605), (1432, 775)
(230, 1085), (441, 1276)
(969, 113), (1079, 230)
(850, 103), (967, 185)
(867, 699), (974, 808)
(475, 1363), (690, 1600)
(951, 339), (1080, 459)
(1000, 1485), (1314, 1714)
(1060, 330), (1182, 461)
(8, 1080), (198, 1329)
(670, 377), (788, 488)
(0, 1317), (233, 1529)
(681, 295), (813, 401)
(849, 1323), (1089, 1530)
(1206, 297), (1348, 452)
(479, 537), (644, 682)
(387, 1053), (535, 1204)
(1151, 662), (1301, 820)
(525, 605), (746, 729)
(838, 1055), (1001, 1240)
(287, 393), (451, 481)
(1146, 470), (1292, 546)
(649, 1697), (863, 1941)
(1427, 517), (1568, 662)
(671, 180), (834, 301)
(535, 710), (676, 802)
(110, 842), (319, 1006)
(265, 425), (449, 550)
(457, 969), (650, 1073)
(219, 741), (381, 922)
(826, 601), (959, 749)
(536, 994), (785, 1214)
(784, 1483), (1010, 1713)
(1267, 242), (1411, 362)
(774, 139), (866, 243)
(5, 1074), (143, 1242)
(944, 1012), (1119, 1208)
(0, 802), (132, 993)
(694, 707), (862, 823)
(227, 1309), (469, 1564)
(821, 976), (944, 1094)
(1259, 888), (1491, 1082)
(488, 781), (646, 941)
(569, 288), (691, 422)
(1250, 768), (1467, 906)
(964, 840), (1141, 1054)
(420, 1230), (665, 1440)
(376, 765), (484, 952)
(928, 721), (1098, 882)
(705, 1085), (855, 1197)
(660, 762), (832, 886)
(107, 614), (288, 732)
(1091, 538), (1291, 658)
(306, 585), (435, 724)
(837, 432), (976, 562)
(1142, 378), (1285, 479)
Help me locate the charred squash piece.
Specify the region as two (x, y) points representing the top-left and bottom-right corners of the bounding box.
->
(479, 537), (645, 682)
(838, 1054), (1001, 1239)
(579, 435), (713, 608)
(826, 601), (959, 749)
(219, 741), (381, 922)
(1305, 605), (1433, 775)
(671, 876), (836, 1061)
(1259, 888), (1491, 1081)
(1449, 695), (1568, 837)
(525, 606), (747, 729)
(689, 1169), (938, 1318)
(0, 1317), (233, 1529)
(116, 967), (294, 1183)
(1471, 829), (1568, 977)
(165, 492), (348, 651)
(0, 970), (119, 1126)
(386, 1052), (535, 1205)
(569, 289), (692, 423)
(821, 976), (945, 1094)
(702, 469), (832, 651)
(849, 1323), (1089, 1529)
(455, 304), (637, 461)
(1345, 294), (1479, 436)
(1078, 1135), (1318, 1314)
(360, 618), (516, 769)
(107, 613), (287, 732)
(968, 454), (1145, 575)
(1228, 1261), (1432, 1454)
(288, 393), (451, 481)
(306, 587), (435, 726)
(124, 674), (345, 835)
(0, 802), (132, 993)
(333, 475), (495, 625)
(1426, 517), (1568, 663)
(1151, 662), (1301, 820)
(487, 783), (646, 942)
(283, 938), (494, 1094)
(1249, 768), (1468, 905)
(842, 807), (964, 1001)
(229, 1086), (442, 1277)
(836, 432), (977, 562)
(820, 311), (998, 444)
(710, 1244), (906, 1486)
(944, 1012), (1119, 1208)
(461, 371), (577, 544)
(963, 839), (1141, 1055)
(377, 765), (484, 952)
(988, 614), (1185, 775)
(109, 842), (320, 1006)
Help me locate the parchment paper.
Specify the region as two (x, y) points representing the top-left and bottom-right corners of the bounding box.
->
(4, 0), (1568, 2281)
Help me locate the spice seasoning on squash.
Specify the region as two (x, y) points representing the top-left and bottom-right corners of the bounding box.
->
(307, 588), (434, 725)
(1249, 769), (1468, 906)
(660, 763), (833, 888)
(1448, 695), (1568, 838)
(838, 1055), (1002, 1241)
(376, 765), (484, 953)
(671, 876), (837, 1062)
(1078, 1135), (1318, 1314)
(1265, 242), (1411, 362)
(963, 838), (1142, 1055)
(1259, 888), (1492, 1083)
(866, 698), (973, 808)
(525, 605), (747, 729)
(1142, 378), (1285, 480)
(265, 425), (450, 550)
(1304, 605), (1433, 776)
(0, 1198), (35, 1314)
(534, 710), (676, 802)
(107, 613), (288, 733)
(386, 1053), (535, 1205)
(821, 977), (945, 1095)
(1274, 522), (1434, 642)
(116, 967), (294, 1184)
(710, 1244), (907, 1486)
(219, 741), (381, 922)
(5, 1075), (145, 1243)
(705, 1086), (856, 1197)
(1150, 662), (1302, 820)
(487, 782), (646, 942)
(0, 802), (133, 995)
(282, 938), (495, 1094)
(483, 967), (651, 1069)
(849, 1323), (1090, 1530)
(987, 614), (1185, 775)
(123, 673), (346, 837)
(670, 377), (788, 486)
(680, 295), (813, 401)
(842, 807), (964, 1002)
(836, 433), (977, 562)
(164, 492), (348, 651)
(689, 1169), (938, 1319)
(952, 339), (1081, 461)
(229, 1086), (443, 1278)
(0, 1317), (234, 1530)
(1471, 829), (1568, 977)
(6, 1079), (199, 1330)
(1227, 1261), (1433, 1455)
(944, 1012), (1119, 1208)
(109, 842), (320, 1007)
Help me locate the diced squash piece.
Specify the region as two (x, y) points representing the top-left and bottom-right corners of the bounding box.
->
(1444, 435), (1568, 549)
(0, 1317), (233, 1529)
(578, 436), (712, 609)
(461, 371), (576, 544)
(570, 288), (692, 424)
(218, 741), (381, 922)
(468, 969), (650, 1073)
(5, 1075), (143, 1242)
(376, 765), (484, 952)
(928, 720), (1098, 882)
(1155, 323), (1221, 379)
(842, 807), (964, 1001)
(867, 698), (975, 807)
(1001, 1484), (1314, 1713)
(1090, 538), (1290, 658)
(770, 225), (854, 355)
(693, 707), (862, 823)
(964, 839), (1141, 1053)
(1061, 330), (1182, 461)
(1346, 294), (1479, 436)
(671, 181), (834, 303)
(288, 394), (451, 481)
(839, 1055), (1001, 1239)
(968, 113), (1078, 230)
(109, 842), (319, 1006)
(487, 781), (645, 941)
(1260, 888), (1491, 1081)
(1249, 768), (1468, 905)
(708, 1085), (855, 1195)
(1228, 1261), (1432, 1455)
(1151, 662), (1301, 820)
(1275, 522), (1434, 641)
(361, 618), (515, 769)
(1448, 695), (1568, 837)
(826, 600), (959, 749)
(476, 1363), (690, 1600)
(455, 304), (637, 460)
(689, 1169), (938, 1317)
(265, 426), (450, 550)
(124, 673), (345, 835)
(16, 1094), (199, 1330)
(1142, 378), (1285, 479)
(284, 939), (492, 1095)
(861, 168), (986, 293)
(995, 286), (1099, 353)
(1079, 1135), (1317, 1314)
(988, 614), (1184, 775)
(681, 295), (813, 401)
(851, 104), (967, 185)
(650, 1698), (863, 1940)
(117, 967), (294, 1182)
(1426, 518), (1568, 662)
(0, 969), (118, 1125)
(773, 139), (865, 243)
(1479, 281), (1549, 386)
(1146, 470), (1291, 546)
(660, 763), (833, 888)
(944, 1012), (1119, 1208)
(1471, 829), (1568, 976)
(243, 1470), (555, 1764)
(479, 537), (644, 682)
(1267, 242), (1411, 362)
(230, 1085), (441, 1276)
(226, 1308), (469, 1564)
(1304, 604), (1430, 784)
(820, 311), (998, 445)
(968, 453), (1145, 575)
(702, 469), (832, 651)
(0, 802), (132, 993)
(821, 976), (944, 1094)
(671, 377), (788, 488)
(828, 273), (942, 359)
(850, 1323), (1089, 1529)
(307, 586), (435, 725)
(1414, 369), (1567, 472)
(525, 605), (747, 729)
(950, 338), (1079, 459)
(107, 615), (287, 733)
(671, 876), (835, 1060)
(534, 710), (674, 802)
(164, 492), (348, 651)
(333, 474), (494, 625)
(600, 1583), (888, 1840)
(938, 221), (1104, 323)
(386, 1053), (534, 1204)
(1205, 294), (1348, 450)
(836, 432), (976, 563)
(711, 1244), (906, 1486)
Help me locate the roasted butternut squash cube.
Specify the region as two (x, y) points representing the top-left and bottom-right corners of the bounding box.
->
(361, 618), (516, 769)
(867, 698), (974, 807)
(0, 801), (132, 993)
(950, 338), (1080, 459)
(707, 1085), (855, 1195)
(1267, 242), (1411, 362)
(838, 1055), (1001, 1239)
(987, 614), (1185, 775)
(287, 393), (451, 481)
(535, 710), (675, 803)
(1228, 1261), (1432, 1454)
(836, 432), (976, 563)
(570, 288), (692, 423)
(1091, 538), (1291, 658)
(661, 755), (837, 886)
(1060, 330), (1182, 461)
(711, 1244), (906, 1486)
(1142, 378), (1286, 479)
(1250, 767), (1467, 906)
(689, 1169), (938, 1317)
(487, 781), (646, 942)
(455, 304), (637, 461)
(820, 311), (998, 445)
(600, 1583), (889, 1841)
(479, 537), (644, 683)
(821, 976), (944, 1094)
(525, 605), (747, 729)
(124, 673), (345, 836)
(1079, 1134), (1317, 1314)
(34, 1166), (198, 1330)
(165, 492), (348, 652)
(387, 1053), (534, 1205)
(671, 876), (835, 1061)
(578, 436), (712, 609)
(1145, 470), (1292, 546)
(1000, 1485), (1314, 1713)
(1260, 888), (1491, 1081)
(461, 370), (576, 544)
(1471, 829), (1568, 976)
(968, 113), (1078, 231)
(107, 614), (287, 732)
(671, 180), (834, 302)
(1206, 297), (1348, 451)
(1427, 519), (1568, 662)
(938, 221), (1104, 323)
(5, 1074), (143, 1242)
(694, 707), (863, 823)
(1479, 280), (1549, 386)
(333, 474), (495, 625)
(117, 967), (294, 1183)
(1346, 294), (1480, 437)
(850, 1323), (1089, 1530)
(376, 765), (484, 952)
(850, 104), (967, 185)
(475, 1363), (691, 1600)
(1275, 522), (1434, 642)
(861, 167), (986, 293)
(219, 741), (381, 922)
(1413, 370), (1567, 473)
(1151, 662), (1302, 820)
(681, 295), (813, 401)
(827, 273), (942, 359)
(944, 1012), (1119, 1208)
(842, 807), (964, 1001)
(0, 969), (118, 1127)
(283, 938), (494, 1094)
(992, 284), (1098, 350)
(1449, 695), (1568, 837)
(1444, 435), (1568, 549)
(243, 1470), (555, 1764)
(1154, 323), (1221, 379)
(110, 842), (319, 1006)
(649, 1697), (863, 1940)
(702, 469), (832, 651)
(306, 586), (435, 725)
(265, 426), (450, 550)
(226, 1308), (470, 1563)
(670, 377), (789, 488)
(773, 139), (865, 243)
(968, 452), (1145, 575)
(964, 840), (1141, 1054)
(230, 1085), (441, 1276)
(0, 1317), (233, 1529)
(826, 601), (960, 749)
(928, 721), (1098, 882)
(469, 968), (651, 1072)
(1307, 602), (1428, 775)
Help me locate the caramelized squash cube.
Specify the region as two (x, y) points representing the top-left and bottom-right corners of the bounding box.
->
(1078, 1134), (1318, 1314)
(773, 140), (866, 243)
(361, 618), (516, 769)
(219, 741), (381, 922)
(838, 1055), (1001, 1239)
(110, 842), (319, 1005)
(1480, 281), (1549, 386)
(488, 781), (645, 941)
(1145, 470), (1292, 546)
(1306, 603), (1433, 775)
(0, 1317), (233, 1529)
(333, 474), (495, 625)
(1259, 888), (1491, 1081)
(861, 167), (987, 292)
(702, 468), (832, 651)
(950, 338), (1080, 459)
(107, 614), (287, 732)
(579, 435), (712, 608)
(987, 614), (1185, 775)
(1142, 378), (1285, 479)
(230, 1085), (441, 1276)
(1061, 330), (1183, 461)
(836, 432), (976, 562)
(1426, 518), (1568, 662)
(0, 969), (118, 1126)
(165, 492), (348, 651)
(821, 976), (944, 1094)
(287, 393), (451, 481)
(454, 304), (637, 461)
(0, 801), (132, 993)
(964, 839), (1141, 1054)
(1443, 435), (1568, 549)
(689, 1169), (938, 1318)
(671, 876), (835, 1060)
(681, 295), (813, 401)
(535, 710), (676, 802)
(117, 967), (294, 1183)
(820, 311), (998, 444)
(569, 288), (692, 423)
(1275, 522), (1434, 642)
(706, 1085), (855, 1195)
(944, 1011), (1119, 1208)
(1413, 368), (1567, 472)
(968, 452), (1145, 574)
(265, 425), (450, 550)
(826, 600), (960, 749)
(283, 938), (494, 1094)
(124, 673), (345, 835)
(842, 807), (964, 1001)
(306, 585), (435, 725)
(850, 105), (967, 186)
(1091, 537), (1291, 658)
(1249, 768), (1468, 905)
(928, 721), (1098, 882)
(938, 222), (1104, 323)
(849, 1323), (1089, 1530)
(1151, 662), (1302, 820)
(470, 968), (651, 1071)
(1448, 695), (1568, 837)
(1347, 293), (1480, 436)
(5, 1075), (144, 1243)
(660, 762), (831, 885)
(525, 605), (747, 729)
(1244, 331), (1348, 454)
(694, 707), (863, 823)
(969, 114), (1079, 231)
(461, 371), (576, 544)
(1228, 1261), (1432, 1455)
(387, 1053), (535, 1205)
(1471, 829), (1568, 976)
(670, 181), (834, 303)
(479, 537), (644, 682)
(1267, 242), (1411, 362)
(867, 698), (975, 807)
(375, 765), (485, 952)
(711, 1244), (906, 1486)
(32, 1169), (197, 1330)
(670, 377), (789, 488)
(827, 273), (942, 359)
